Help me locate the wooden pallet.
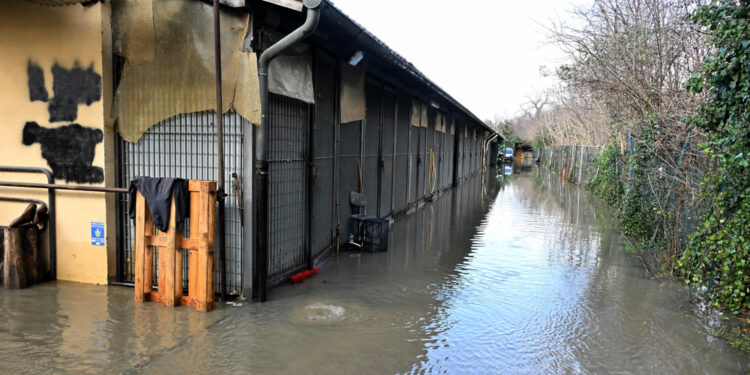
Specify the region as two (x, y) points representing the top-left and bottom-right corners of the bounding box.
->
(133, 180), (216, 312)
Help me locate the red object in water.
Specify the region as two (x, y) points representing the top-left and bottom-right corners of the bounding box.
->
(291, 267), (319, 284)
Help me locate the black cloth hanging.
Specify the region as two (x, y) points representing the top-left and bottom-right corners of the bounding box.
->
(128, 177), (189, 232)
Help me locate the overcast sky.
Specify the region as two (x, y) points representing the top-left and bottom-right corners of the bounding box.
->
(330, 0), (591, 121)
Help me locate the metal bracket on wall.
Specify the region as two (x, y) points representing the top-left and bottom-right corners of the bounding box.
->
(304, 158), (318, 180)
(232, 172), (244, 227)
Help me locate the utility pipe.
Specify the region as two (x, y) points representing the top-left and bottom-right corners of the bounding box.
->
(255, 0), (323, 302)
(482, 133), (499, 172)
(212, 0), (227, 301)
(0, 197), (48, 212)
(0, 181), (127, 193)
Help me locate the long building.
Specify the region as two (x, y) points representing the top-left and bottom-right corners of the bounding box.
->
(0, 0), (501, 299)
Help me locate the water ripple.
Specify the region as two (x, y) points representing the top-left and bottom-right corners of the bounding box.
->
(1, 170), (748, 374)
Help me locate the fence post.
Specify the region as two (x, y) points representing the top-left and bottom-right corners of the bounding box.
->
(578, 145), (584, 184)
(625, 132), (633, 198)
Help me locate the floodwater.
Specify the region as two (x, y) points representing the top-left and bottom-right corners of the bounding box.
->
(2, 164), (749, 374)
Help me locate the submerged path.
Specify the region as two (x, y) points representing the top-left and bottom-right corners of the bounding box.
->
(1, 166), (748, 374)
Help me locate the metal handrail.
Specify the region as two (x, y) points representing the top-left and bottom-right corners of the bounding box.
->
(0, 166), (57, 279)
(0, 168), (130, 280)
(0, 181), (127, 193)
(0, 196), (48, 211)
(0, 197), (48, 230)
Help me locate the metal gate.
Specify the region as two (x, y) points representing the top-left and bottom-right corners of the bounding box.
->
(267, 94), (310, 282)
(117, 111), (245, 294)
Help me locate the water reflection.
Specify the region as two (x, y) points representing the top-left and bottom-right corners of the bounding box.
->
(0, 282), (232, 374)
(1, 167), (748, 374)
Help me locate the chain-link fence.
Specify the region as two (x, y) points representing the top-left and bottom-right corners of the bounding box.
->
(540, 138), (709, 269)
(539, 145), (604, 187)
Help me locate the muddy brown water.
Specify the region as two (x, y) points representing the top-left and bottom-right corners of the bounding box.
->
(1, 165), (748, 374)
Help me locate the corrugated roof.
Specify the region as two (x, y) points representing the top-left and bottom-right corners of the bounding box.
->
(23, 0), (252, 8)
(20, 0), (90, 5)
(262, 0), (303, 12)
(255, 0), (496, 136)
(320, 1), (498, 137)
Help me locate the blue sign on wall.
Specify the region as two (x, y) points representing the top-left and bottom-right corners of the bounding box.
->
(91, 222), (105, 246)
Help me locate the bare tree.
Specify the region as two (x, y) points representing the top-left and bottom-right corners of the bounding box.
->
(531, 0), (715, 265)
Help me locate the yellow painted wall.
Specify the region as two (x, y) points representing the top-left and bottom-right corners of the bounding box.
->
(0, 2), (108, 284)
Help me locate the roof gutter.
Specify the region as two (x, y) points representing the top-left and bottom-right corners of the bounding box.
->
(254, 0), (323, 302)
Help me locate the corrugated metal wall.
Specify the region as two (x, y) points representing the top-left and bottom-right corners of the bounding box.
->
(394, 94), (410, 214)
(363, 82), (380, 217)
(461, 124), (470, 181)
(379, 89), (396, 217)
(409, 121), (419, 206)
(117, 111), (245, 293)
(436, 124), (445, 191)
(415, 122), (425, 200)
(114, 48), (495, 296)
(339, 118), (361, 237)
(311, 50), (336, 259)
(424, 111), (434, 197)
(248, 47), (495, 292)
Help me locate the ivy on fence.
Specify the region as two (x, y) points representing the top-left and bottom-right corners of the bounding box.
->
(679, 1), (749, 315)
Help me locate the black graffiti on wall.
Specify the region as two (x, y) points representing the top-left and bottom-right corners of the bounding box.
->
(23, 60), (103, 183)
(23, 122), (104, 184)
(26, 61), (102, 122)
(27, 62), (48, 102)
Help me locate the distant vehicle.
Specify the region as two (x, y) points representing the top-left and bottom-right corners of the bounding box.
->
(505, 148), (514, 161)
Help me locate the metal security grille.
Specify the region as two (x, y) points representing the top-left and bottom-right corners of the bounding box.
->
(117, 111), (245, 294)
(311, 49), (336, 259)
(267, 94), (310, 281)
(394, 96), (410, 213)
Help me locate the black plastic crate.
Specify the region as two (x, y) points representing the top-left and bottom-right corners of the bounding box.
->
(361, 217), (389, 253)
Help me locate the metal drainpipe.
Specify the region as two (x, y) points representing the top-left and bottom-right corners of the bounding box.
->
(255, 0), (323, 302)
(482, 134), (498, 172)
(212, 0), (227, 302)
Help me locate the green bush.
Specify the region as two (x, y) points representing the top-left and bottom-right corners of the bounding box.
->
(621, 120), (660, 241)
(586, 144), (625, 208)
(679, 1), (750, 315)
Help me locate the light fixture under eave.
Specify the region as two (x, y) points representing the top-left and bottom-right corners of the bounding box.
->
(349, 51), (364, 66)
